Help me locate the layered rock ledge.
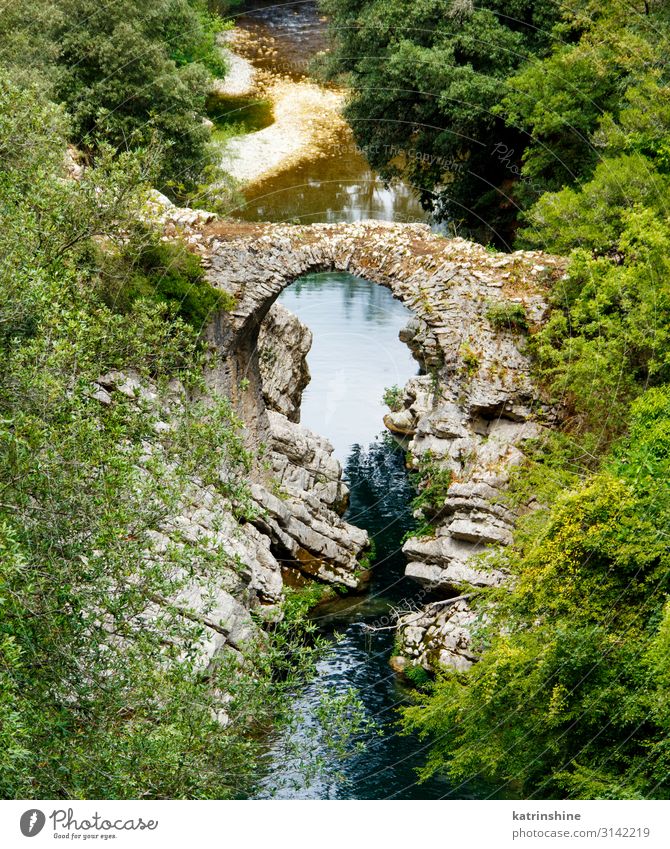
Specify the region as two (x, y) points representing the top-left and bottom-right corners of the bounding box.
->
(153, 213), (566, 675)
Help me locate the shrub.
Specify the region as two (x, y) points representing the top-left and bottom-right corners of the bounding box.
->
(486, 300), (529, 332)
(403, 387), (670, 798)
(382, 384), (404, 412)
(102, 237), (235, 330)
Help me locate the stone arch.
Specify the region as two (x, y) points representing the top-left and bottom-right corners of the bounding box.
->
(200, 222), (433, 441)
(192, 220), (568, 640)
(199, 221), (563, 441)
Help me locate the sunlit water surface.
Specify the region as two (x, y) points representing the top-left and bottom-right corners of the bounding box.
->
(253, 274), (479, 799)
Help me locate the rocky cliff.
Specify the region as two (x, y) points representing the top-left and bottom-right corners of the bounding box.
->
(149, 210), (565, 676)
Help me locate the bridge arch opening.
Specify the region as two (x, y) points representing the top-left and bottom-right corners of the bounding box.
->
(267, 269), (419, 462)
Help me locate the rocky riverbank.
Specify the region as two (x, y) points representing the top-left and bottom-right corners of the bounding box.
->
(215, 28), (347, 186)
(147, 205), (567, 678)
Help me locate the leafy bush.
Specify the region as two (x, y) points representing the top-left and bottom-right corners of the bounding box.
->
(103, 237), (236, 330)
(409, 455), (454, 529)
(404, 386), (670, 799)
(527, 206), (670, 437)
(2, 0), (239, 198)
(382, 384), (404, 412)
(521, 154), (670, 255)
(404, 663), (430, 688)
(485, 300), (529, 332)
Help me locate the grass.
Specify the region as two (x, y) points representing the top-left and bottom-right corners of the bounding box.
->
(486, 299), (529, 332)
(205, 92), (274, 142)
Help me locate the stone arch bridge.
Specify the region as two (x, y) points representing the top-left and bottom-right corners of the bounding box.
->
(196, 220), (564, 437)
(188, 219), (566, 669)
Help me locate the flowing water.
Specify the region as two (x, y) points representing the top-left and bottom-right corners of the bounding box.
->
(232, 1), (429, 225)
(256, 273), (455, 799)
(232, 2), (461, 799)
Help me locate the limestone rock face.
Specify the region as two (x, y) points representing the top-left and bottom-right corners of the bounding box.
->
(403, 535), (507, 592)
(386, 263), (555, 671)
(397, 597), (479, 673)
(147, 219), (564, 676)
(90, 370), (283, 673)
(265, 410), (348, 510)
(258, 302), (312, 423)
(249, 410), (368, 587)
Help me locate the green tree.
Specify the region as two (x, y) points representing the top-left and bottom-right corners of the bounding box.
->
(0, 73), (325, 800)
(0, 0), (238, 197)
(404, 386), (670, 799)
(320, 0), (560, 244)
(502, 0), (670, 199)
(52, 0), (212, 195)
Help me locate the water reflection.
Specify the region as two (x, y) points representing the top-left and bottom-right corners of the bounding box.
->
(231, 1), (429, 225)
(277, 272), (418, 461)
(237, 147), (427, 224)
(256, 438), (455, 799)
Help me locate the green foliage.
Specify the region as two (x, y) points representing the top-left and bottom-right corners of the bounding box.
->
(486, 300), (528, 333)
(282, 583), (338, 622)
(521, 155), (670, 255)
(320, 0), (560, 243)
(404, 663), (430, 688)
(408, 454), (454, 533)
(502, 2), (670, 198)
(459, 342), (480, 377)
(313, 687), (379, 760)
(527, 205), (670, 436)
(162, 0), (229, 76)
(382, 384), (404, 412)
(357, 538), (377, 572)
(351, 6), (670, 800)
(492, 7), (670, 439)
(1, 0), (239, 198)
(53, 0), (212, 195)
(404, 386), (670, 798)
(0, 2), (62, 89)
(323, 0), (670, 243)
(103, 237), (235, 330)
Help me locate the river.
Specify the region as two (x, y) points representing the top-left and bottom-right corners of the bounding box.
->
(231, 1), (454, 799)
(230, 1), (429, 225)
(256, 273), (455, 799)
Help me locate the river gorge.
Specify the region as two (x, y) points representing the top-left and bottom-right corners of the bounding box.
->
(140, 210), (563, 798)
(150, 1), (568, 798)
(4, 0), (665, 815)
